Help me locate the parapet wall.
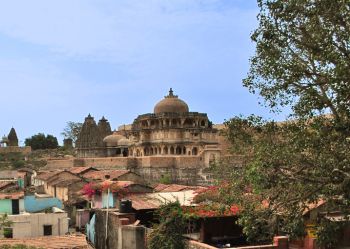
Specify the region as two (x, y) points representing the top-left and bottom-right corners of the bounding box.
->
(0, 146), (31, 155)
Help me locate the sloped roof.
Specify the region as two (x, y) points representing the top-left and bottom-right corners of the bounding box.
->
(0, 235), (90, 249)
(67, 166), (97, 175)
(128, 190), (197, 210)
(0, 181), (16, 191)
(82, 170), (130, 180)
(154, 183), (207, 193)
(35, 171), (62, 181)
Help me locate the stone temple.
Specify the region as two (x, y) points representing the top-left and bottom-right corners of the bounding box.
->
(72, 89), (226, 184)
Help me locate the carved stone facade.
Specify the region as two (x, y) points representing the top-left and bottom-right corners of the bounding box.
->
(74, 89), (224, 183)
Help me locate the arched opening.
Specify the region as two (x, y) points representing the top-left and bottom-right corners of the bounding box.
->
(155, 147), (158, 155)
(192, 147), (198, 155)
(209, 154), (216, 164)
(183, 147), (186, 155)
(122, 148), (128, 157)
(116, 148), (121, 155)
(136, 149), (140, 157)
(201, 120), (206, 127)
(170, 146), (174, 155)
(150, 147), (154, 155)
(164, 146), (168, 155)
(176, 146), (181, 155)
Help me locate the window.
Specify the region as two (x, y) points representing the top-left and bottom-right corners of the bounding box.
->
(43, 225), (52, 236)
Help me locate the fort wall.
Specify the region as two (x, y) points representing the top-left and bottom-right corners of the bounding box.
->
(45, 155), (211, 185)
(0, 146), (31, 155)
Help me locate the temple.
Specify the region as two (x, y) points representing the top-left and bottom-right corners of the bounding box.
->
(72, 89), (226, 184)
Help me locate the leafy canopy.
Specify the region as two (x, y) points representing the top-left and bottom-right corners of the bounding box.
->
(61, 121), (83, 144)
(218, 0), (350, 246)
(24, 133), (58, 150)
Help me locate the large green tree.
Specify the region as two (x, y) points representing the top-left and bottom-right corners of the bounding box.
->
(24, 133), (58, 150)
(218, 0), (350, 246)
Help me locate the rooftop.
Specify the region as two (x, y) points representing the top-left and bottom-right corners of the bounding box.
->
(0, 235), (90, 249)
(82, 170), (130, 180)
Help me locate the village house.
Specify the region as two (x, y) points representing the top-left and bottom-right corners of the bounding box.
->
(0, 192), (25, 215)
(7, 207), (69, 239)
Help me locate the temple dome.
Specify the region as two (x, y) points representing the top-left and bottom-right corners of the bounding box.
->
(103, 133), (125, 147)
(118, 138), (131, 147)
(154, 88), (189, 114)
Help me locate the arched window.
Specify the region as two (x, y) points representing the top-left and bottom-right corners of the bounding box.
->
(201, 120), (206, 127)
(192, 147), (198, 155)
(170, 146), (175, 155)
(183, 147), (186, 155)
(164, 146), (168, 154)
(176, 146), (181, 155)
(136, 149), (140, 157)
(150, 148), (154, 155)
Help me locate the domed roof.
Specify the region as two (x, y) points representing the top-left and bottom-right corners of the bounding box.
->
(118, 138), (131, 147)
(103, 133), (125, 147)
(154, 88), (189, 114)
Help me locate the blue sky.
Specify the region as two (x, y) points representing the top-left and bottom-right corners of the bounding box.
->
(0, 0), (287, 145)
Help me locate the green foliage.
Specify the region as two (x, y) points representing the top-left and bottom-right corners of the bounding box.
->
(0, 214), (13, 230)
(215, 0), (350, 244)
(61, 121), (83, 144)
(148, 201), (187, 249)
(316, 219), (344, 249)
(245, 0), (350, 120)
(12, 160), (25, 169)
(24, 133), (58, 150)
(159, 174), (172, 184)
(217, 115), (350, 242)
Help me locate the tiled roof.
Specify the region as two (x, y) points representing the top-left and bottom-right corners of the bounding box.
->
(0, 181), (16, 190)
(82, 170), (130, 180)
(0, 191), (24, 199)
(53, 179), (84, 187)
(35, 171), (62, 181)
(0, 235), (90, 249)
(153, 183), (169, 192)
(68, 167), (97, 175)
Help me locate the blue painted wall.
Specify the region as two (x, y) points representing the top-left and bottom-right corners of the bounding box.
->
(24, 195), (63, 213)
(102, 192), (114, 208)
(86, 214), (96, 245)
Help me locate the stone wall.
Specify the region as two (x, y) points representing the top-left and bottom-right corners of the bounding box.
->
(0, 146), (31, 155)
(45, 155), (212, 185)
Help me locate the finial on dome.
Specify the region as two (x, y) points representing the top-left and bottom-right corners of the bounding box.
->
(166, 88), (178, 98)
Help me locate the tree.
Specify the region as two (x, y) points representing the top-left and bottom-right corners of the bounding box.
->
(61, 121), (83, 144)
(24, 133), (58, 150)
(217, 0), (350, 246)
(148, 201), (187, 249)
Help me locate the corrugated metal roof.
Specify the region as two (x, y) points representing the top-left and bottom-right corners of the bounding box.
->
(128, 190), (197, 210)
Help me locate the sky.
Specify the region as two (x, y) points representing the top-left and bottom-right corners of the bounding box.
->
(0, 0), (288, 145)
